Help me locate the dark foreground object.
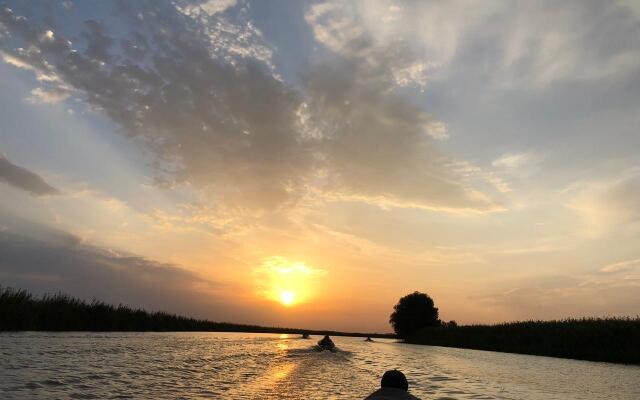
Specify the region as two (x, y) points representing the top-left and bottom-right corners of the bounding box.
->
(364, 370), (421, 400)
(407, 318), (640, 365)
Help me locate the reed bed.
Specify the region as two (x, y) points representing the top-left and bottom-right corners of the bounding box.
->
(0, 286), (391, 338)
(408, 317), (640, 364)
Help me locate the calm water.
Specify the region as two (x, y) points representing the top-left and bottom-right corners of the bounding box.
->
(1, 332), (638, 399)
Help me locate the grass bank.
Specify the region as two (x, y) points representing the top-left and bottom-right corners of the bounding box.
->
(407, 318), (640, 365)
(0, 286), (393, 338)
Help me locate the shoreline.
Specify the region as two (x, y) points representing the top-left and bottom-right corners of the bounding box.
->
(0, 329), (395, 338)
(0, 286), (394, 338)
(405, 318), (640, 365)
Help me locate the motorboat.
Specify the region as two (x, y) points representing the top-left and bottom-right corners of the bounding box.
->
(316, 335), (336, 351)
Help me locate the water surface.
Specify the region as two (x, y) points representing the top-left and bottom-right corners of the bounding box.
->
(1, 332), (638, 399)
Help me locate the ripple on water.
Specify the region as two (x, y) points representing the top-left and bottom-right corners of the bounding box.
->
(23, 382), (43, 389)
(41, 379), (65, 386)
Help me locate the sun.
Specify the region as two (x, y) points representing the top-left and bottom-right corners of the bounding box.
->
(255, 256), (327, 307)
(280, 291), (295, 306)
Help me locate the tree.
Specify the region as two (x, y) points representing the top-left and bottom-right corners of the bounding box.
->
(389, 291), (440, 339)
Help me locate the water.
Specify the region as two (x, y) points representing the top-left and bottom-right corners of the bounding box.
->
(1, 332), (638, 399)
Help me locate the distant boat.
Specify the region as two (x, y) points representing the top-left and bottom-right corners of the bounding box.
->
(301, 333), (310, 339)
(316, 335), (336, 351)
(365, 336), (374, 342)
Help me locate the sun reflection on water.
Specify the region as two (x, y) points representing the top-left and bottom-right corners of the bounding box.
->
(271, 363), (294, 381)
(277, 342), (289, 351)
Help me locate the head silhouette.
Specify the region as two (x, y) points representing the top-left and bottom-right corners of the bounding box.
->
(381, 369), (408, 391)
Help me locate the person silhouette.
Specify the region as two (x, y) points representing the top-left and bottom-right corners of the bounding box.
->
(363, 370), (421, 399)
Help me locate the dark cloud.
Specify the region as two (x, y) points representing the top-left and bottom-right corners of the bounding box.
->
(81, 19), (114, 63)
(0, 155), (59, 196)
(0, 230), (228, 319)
(0, 1), (496, 212)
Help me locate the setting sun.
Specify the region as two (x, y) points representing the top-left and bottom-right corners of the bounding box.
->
(254, 256), (326, 307)
(279, 291), (295, 306)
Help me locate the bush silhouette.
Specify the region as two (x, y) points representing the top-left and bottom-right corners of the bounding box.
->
(390, 291), (440, 339)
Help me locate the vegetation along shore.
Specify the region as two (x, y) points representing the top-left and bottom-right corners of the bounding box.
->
(406, 318), (640, 365)
(390, 291), (640, 365)
(0, 286), (392, 338)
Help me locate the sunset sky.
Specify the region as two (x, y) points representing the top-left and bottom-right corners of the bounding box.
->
(1, 0), (639, 332)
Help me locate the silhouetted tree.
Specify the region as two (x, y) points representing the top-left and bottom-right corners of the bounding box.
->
(390, 291), (440, 339)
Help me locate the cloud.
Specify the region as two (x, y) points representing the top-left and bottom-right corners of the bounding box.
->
(301, 62), (498, 212)
(601, 258), (640, 273)
(303, 2), (499, 210)
(447, 160), (513, 195)
(0, 50), (61, 82)
(0, 230), (226, 318)
(0, 3), (306, 211)
(0, 1), (498, 214)
(496, 1), (640, 86)
(478, 269), (640, 320)
(306, 0), (640, 89)
(492, 153), (533, 170)
(423, 121), (449, 140)
(0, 155), (59, 196)
(602, 172), (640, 222)
(27, 86), (71, 103)
(174, 0), (238, 17)
(567, 170), (640, 236)
(304, 1), (431, 88)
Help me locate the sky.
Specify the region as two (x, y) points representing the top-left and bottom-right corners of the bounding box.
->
(0, 0), (639, 332)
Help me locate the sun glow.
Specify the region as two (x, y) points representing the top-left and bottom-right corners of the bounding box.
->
(255, 256), (326, 307)
(280, 290), (295, 306)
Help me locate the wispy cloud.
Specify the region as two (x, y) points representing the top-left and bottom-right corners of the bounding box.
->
(27, 87), (71, 104)
(601, 258), (640, 273)
(492, 153), (534, 170)
(0, 155), (59, 196)
(566, 170), (640, 236)
(306, 0), (640, 88)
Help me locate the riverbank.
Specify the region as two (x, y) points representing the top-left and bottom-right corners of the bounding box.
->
(406, 318), (640, 365)
(0, 286), (393, 338)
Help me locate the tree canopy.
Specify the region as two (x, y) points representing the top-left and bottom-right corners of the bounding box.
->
(389, 291), (440, 339)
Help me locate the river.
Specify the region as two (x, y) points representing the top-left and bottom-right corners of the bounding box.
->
(1, 332), (638, 399)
